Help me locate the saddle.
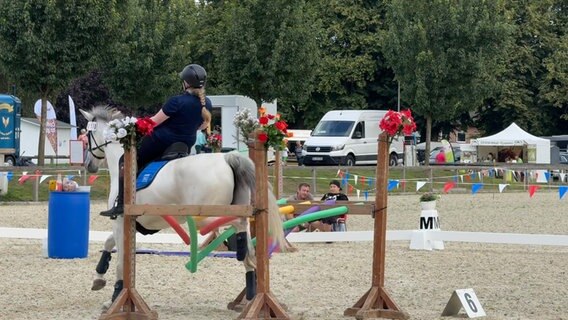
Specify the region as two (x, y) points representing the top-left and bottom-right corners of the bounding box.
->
(136, 142), (189, 191)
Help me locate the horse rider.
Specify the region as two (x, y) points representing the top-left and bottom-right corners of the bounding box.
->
(100, 63), (213, 217)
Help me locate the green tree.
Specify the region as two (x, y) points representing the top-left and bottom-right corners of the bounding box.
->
(299, 0), (397, 129)
(383, 0), (511, 164)
(101, 0), (196, 110)
(476, 0), (568, 136)
(0, 0), (119, 165)
(214, 0), (321, 114)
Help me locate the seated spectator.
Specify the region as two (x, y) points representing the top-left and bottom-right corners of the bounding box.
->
(287, 183), (314, 201)
(319, 180), (349, 232)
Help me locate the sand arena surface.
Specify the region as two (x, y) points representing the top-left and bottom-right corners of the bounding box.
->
(0, 192), (567, 320)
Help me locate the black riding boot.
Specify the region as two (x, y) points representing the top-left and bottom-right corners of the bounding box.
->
(100, 162), (125, 218)
(100, 175), (124, 218)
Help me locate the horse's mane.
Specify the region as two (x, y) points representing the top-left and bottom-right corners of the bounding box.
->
(91, 105), (123, 122)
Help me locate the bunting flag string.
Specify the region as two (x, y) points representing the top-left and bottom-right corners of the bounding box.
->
(528, 185), (540, 198)
(559, 186), (567, 200)
(471, 183), (484, 195)
(387, 180), (399, 191)
(416, 181), (427, 191)
(443, 181), (456, 193)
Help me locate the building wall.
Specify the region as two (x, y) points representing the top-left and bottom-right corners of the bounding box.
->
(20, 118), (72, 163)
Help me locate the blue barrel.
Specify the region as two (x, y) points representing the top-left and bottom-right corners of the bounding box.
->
(48, 191), (90, 259)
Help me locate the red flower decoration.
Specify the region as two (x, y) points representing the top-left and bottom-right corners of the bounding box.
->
(379, 109), (417, 143)
(258, 132), (269, 143)
(136, 117), (156, 136)
(255, 108), (288, 150)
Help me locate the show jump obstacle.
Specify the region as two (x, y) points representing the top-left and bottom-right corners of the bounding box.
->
(98, 131), (407, 319)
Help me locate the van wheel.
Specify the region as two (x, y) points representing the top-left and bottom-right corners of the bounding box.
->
(389, 153), (398, 167)
(345, 155), (355, 166)
(4, 155), (15, 166)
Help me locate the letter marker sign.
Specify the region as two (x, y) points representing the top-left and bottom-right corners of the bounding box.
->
(442, 288), (486, 318)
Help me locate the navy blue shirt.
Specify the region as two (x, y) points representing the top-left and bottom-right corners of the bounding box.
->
(151, 93), (213, 147)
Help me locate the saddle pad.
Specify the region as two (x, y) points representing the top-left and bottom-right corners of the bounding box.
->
(136, 160), (169, 191)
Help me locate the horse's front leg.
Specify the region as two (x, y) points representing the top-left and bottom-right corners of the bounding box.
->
(92, 233), (115, 291)
(101, 217), (125, 309)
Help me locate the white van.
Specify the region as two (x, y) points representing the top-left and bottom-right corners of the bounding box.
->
(303, 110), (403, 166)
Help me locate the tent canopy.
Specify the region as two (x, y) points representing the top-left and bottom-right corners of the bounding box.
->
(472, 123), (550, 163)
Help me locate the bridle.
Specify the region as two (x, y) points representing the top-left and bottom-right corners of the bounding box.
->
(87, 119), (112, 160)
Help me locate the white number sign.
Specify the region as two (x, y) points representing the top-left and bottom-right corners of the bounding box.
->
(442, 288), (486, 318)
(86, 121), (97, 131)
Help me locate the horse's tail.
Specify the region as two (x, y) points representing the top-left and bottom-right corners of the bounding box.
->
(224, 152), (287, 253)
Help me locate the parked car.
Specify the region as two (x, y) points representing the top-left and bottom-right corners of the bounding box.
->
(428, 146), (462, 164)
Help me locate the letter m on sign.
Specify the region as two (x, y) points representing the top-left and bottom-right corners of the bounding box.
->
(420, 217), (435, 229)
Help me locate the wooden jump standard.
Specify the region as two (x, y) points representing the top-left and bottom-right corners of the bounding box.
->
(99, 131), (290, 319)
(343, 132), (408, 320)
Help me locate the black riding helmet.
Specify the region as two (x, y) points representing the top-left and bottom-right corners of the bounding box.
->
(179, 64), (207, 88)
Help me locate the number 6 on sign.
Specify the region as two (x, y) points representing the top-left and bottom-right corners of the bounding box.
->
(442, 288), (486, 318)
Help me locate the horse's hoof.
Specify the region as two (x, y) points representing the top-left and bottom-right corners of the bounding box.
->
(91, 279), (107, 291)
(101, 300), (112, 311)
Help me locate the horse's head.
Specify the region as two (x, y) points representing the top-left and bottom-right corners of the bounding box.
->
(79, 106), (123, 173)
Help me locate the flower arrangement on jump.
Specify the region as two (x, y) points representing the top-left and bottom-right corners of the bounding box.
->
(379, 109), (417, 144)
(104, 116), (156, 150)
(257, 106), (292, 151)
(233, 108), (259, 145)
(207, 133), (223, 152)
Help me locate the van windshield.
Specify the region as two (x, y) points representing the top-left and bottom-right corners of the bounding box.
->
(312, 121), (355, 137)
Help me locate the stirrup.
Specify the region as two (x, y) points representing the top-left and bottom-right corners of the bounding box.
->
(100, 205), (124, 218)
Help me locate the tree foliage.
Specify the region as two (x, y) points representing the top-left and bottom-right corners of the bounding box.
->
(383, 0), (511, 163)
(0, 0), (119, 164)
(100, 0), (196, 109)
(214, 0), (320, 113)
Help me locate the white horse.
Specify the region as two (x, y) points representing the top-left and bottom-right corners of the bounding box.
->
(80, 106), (286, 308)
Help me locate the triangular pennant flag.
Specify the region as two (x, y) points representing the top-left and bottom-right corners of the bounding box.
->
(387, 180), (398, 191)
(344, 172), (350, 180)
(560, 173), (566, 182)
(544, 172), (550, 182)
(359, 176), (366, 185)
(471, 172), (476, 180)
(353, 175), (358, 185)
(348, 184), (354, 194)
(453, 175), (459, 182)
(459, 175), (464, 183)
(498, 184), (509, 193)
(66, 175), (74, 180)
(400, 180), (406, 189)
(416, 181), (427, 192)
(368, 177), (374, 187)
(471, 183), (484, 195)
(18, 175), (30, 184)
(40, 175), (51, 184)
(478, 172), (482, 180)
(559, 186), (567, 200)
(443, 181), (456, 193)
(528, 185), (539, 198)
(336, 169), (341, 177)
(342, 176), (348, 187)
(465, 174), (471, 182)
(6, 172), (13, 181)
(88, 175), (99, 184)
(356, 189), (360, 200)
(363, 190), (368, 201)
(338, 171), (344, 178)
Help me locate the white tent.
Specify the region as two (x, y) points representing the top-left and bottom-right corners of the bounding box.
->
(472, 123), (550, 164)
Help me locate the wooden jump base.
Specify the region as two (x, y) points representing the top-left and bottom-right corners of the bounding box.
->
(98, 131), (407, 319)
